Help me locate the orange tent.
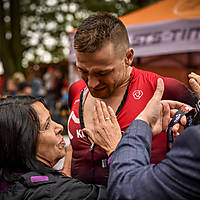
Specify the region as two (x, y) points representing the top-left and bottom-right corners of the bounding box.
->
(116, 0), (200, 57)
(120, 0), (200, 26)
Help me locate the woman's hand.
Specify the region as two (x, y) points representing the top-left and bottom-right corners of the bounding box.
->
(83, 100), (121, 156)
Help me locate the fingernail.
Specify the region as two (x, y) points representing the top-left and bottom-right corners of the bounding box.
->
(189, 78), (195, 84)
(96, 99), (100, 104)
(101, 101), (106, 106)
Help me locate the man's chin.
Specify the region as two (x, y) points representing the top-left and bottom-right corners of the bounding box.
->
(90, 90), (110, 99)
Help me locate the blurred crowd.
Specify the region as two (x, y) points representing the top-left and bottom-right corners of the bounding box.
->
(0, 66), (70, 132)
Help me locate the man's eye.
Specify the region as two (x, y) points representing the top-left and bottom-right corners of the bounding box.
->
(96, 72), (109, 76)
(78, 68), (87, 74)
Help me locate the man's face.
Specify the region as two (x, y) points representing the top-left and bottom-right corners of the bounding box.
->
(75, 42), (129, 99)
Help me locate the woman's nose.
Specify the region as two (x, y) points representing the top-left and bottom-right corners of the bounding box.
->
(54, 121), (64, 134)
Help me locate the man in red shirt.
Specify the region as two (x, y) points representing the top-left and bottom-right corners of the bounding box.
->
(64, 12), (197, 185)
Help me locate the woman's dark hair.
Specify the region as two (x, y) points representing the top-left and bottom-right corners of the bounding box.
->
(0, 96), (58, 184)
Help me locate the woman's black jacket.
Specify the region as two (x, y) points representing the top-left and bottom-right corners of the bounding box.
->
(0, 171), (107, 200)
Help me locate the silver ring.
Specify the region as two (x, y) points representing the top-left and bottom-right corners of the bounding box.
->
(105, 117), (110, 121)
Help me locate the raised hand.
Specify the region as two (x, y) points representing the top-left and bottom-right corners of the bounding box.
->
(188, 72), (200, 99)
(83, 100), (121, 156)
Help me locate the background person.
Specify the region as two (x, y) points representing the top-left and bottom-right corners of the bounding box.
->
(65, 12), (198, 185)
(188, 72), (200, 100)
(0, 96), (106, 200)
(17, 82), (32, 96)
(84, 78), (200, 200)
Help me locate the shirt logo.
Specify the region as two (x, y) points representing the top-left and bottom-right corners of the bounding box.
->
(133, 90), (143, 100)
(68, 111), (80, 139)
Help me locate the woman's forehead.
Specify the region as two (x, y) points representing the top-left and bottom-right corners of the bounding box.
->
(31, 102), (49, 121)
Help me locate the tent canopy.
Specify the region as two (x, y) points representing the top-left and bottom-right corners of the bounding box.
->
(120, 0), (200, 26)
(118, 0), (200, 57)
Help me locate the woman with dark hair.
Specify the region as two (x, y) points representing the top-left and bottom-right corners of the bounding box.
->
(0, 96), (106, 200)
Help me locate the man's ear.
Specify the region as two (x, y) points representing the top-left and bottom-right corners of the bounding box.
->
(125, 48), (134, 66)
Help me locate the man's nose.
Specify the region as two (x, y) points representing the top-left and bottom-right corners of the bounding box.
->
(87, 75), (100, 88)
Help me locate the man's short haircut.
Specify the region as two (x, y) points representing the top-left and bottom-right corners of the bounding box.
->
(74, 12), (129, 56)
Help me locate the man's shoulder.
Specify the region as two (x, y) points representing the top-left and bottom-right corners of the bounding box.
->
(180, 125), (200, 140)
(133, 67), (163, 84)
(167, 124), (200, 171)
(68, 80), (86, 108)
(134, 67), (161, 78)
(69, 80), (86, 94)
(129, 67), (161, 92)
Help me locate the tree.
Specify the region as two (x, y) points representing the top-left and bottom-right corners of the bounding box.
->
(0, 0), (160, 78)
(0, 0), (22, 77)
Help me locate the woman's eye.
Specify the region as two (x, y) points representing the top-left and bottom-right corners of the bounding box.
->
(45, 122), (50, 130)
